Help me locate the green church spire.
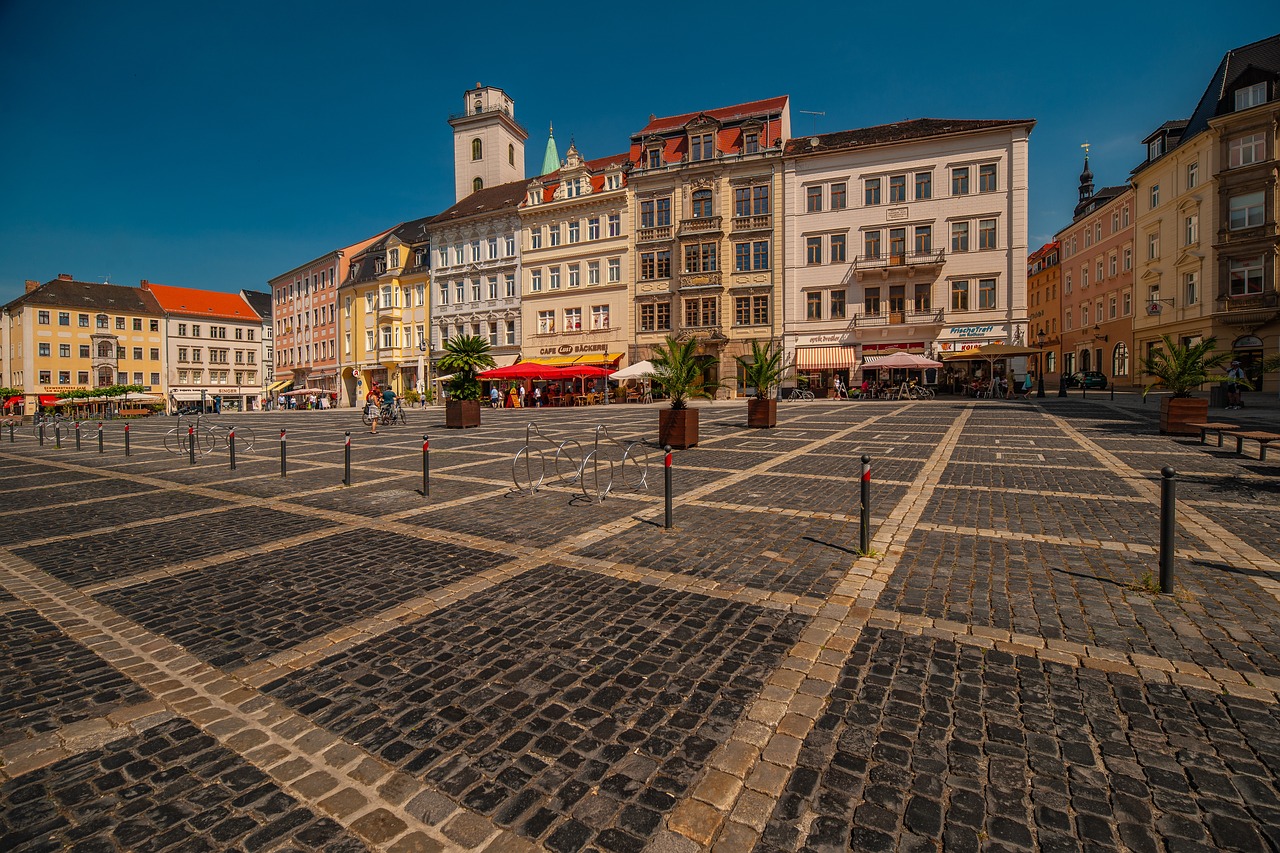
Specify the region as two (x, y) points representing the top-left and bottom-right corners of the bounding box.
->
(539, 122), (560, 176)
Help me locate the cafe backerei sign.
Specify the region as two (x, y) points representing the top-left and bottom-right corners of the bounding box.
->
(538, 342), (612, 356)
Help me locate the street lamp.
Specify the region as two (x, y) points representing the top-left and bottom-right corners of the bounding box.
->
(1035, 328), (1047, 399)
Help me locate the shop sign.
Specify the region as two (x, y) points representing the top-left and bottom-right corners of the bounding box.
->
(944, 324), (1002, 339)
(538, 342), (611, 355)
(795, 332), (852, 346)
(41, 385), (87, 393)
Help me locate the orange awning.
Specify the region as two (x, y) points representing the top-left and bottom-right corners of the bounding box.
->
(795, 346), (857, 370)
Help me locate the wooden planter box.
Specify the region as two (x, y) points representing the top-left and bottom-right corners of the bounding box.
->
(1159, 397), (1208, 435)
(658, 408), (699, 448)
(445, 399), (481, 429)
(747, 398), (777, 429)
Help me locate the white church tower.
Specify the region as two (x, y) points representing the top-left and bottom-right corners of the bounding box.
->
(448, 83), (528, 202)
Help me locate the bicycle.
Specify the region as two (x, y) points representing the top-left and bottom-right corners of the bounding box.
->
(907, 383), (935, 400)
(788, 389), (815, 401)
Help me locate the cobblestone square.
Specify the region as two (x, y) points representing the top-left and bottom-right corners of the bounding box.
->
(2, 397), (1278, 851)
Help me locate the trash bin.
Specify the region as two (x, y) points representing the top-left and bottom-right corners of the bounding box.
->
(1209, 382), (1227, 408)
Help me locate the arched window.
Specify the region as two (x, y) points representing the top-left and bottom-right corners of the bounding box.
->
(97, 366), (114, 387)
(1112, 342), (1129, 378)
(472, 138), (483, 161)
(692, 189), (713, 218)
(473, 177), (483, 193)
(508, 144), (515, 166)
(97, 341), (114, 358)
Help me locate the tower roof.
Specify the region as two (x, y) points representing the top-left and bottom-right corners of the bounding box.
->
(540, 123), (560, 177)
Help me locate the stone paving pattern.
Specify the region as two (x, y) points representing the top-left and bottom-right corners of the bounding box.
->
(1, 395), (1278, 852)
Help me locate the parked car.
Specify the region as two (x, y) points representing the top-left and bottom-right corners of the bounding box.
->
(1067, 371), (1108, 389)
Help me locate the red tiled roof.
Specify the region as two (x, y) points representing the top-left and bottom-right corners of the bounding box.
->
(636, 96), (789, 135)
(533, 152), (630, 202)
(143, 283), (260, 321)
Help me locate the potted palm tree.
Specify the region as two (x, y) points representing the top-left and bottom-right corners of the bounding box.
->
(1141, 334), (1235, 435)
(438, 334), (495, 429)
(736, 338), (791, 429)
(651, 335), (715, 448)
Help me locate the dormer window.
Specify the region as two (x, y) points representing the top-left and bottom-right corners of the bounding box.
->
(564, 178), (581, 198)
(374, 258), (385, 274)
(605, 173), (621, 191)
(389, 248), (400, 268)
(1148, 137), (1165, 160)
(690, 133), (714, 161)
(646, 147), (662, 169)
(744, 132), (759, 154)
(1235, 82), (1266, 111)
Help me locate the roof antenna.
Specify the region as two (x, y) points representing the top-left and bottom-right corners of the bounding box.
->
(100, 274), (111, 285)
(798, 110), (825, 135)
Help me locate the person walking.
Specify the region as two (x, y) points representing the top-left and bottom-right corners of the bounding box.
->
(1226, 361), (1246, 409)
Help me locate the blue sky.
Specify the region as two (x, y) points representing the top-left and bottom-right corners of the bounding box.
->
(1, 1), (1277, 305)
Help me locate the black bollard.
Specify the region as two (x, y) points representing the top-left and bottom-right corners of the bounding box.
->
(1058, 373), (1068, 398)
(55, 423), (62, 449)
(75, 421), (81, 450)
(229, 428), (236, 471)
(860, 454), (872, 554)
(187, 425), (194, 465)
(343, 432), (351, 486)
(98, 422), (104, 454)
(280, 429), (287, 477)
(422, 434), (430, 497)
(1159, 467), (1176, 594)
(8, 421), (13, 442)
(664, 445), (673, 529)
(38, 422), (44, 446)
(125, 423), (131, 457)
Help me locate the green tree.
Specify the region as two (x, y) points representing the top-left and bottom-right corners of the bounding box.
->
(650, 335), (717, 410)
(1140, 335), (1237, 398)
(735, 339), (791, 400)
(438, 335), (495, 401)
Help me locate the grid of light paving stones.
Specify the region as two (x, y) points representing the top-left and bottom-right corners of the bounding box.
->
(1, 398), (1278, 852)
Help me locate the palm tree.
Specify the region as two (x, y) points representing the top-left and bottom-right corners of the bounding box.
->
(651, 335), (716, 410)
(438, 335), (495, 401)
(735, 338), (791, 399)
(1140, 334), (1236, 398)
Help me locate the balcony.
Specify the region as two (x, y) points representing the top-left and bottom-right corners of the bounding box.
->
(848, 308), (945, 329)
(636, 225), (673, 244)
(1214, 288), (1279, 326)
(852, 250), (946, 275)
(678, 216), (722, 237)
(678, 270), (723, 290)
(730, 214), (772, 233)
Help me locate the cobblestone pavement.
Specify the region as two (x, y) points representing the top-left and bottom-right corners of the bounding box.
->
(2, 395), (1279, 852)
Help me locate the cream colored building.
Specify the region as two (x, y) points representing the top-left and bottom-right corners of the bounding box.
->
(519, 143), (631, 371)
(448, 84), (527, 203)
(783, 118), (1034, 390)
(626, 97), (790, 396)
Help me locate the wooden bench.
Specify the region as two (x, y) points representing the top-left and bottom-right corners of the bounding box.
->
(118, 408), (152, 417)
(1229, 430), (1280, 461)
(1186, 421), (1240, 447)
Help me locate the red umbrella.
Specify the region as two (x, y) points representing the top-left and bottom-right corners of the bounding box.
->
(478, 362), (556, 380)
(554, 365), (614, 377)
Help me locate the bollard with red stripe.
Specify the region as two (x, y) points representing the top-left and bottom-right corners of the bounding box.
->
(98, 422), (104, 454)
(75, 421), (81, 450)
(343, 431), (351, 486)
(187, 424), (194, 465)
(422, 434), (430, 497)
(860, 454), (871, 554)
(664, 445), (673, 529)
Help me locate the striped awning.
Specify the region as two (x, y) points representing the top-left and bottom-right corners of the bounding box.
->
(525, 352), (624, 366)
(266, 379), (293, 393)
(795, 346), (857, 370)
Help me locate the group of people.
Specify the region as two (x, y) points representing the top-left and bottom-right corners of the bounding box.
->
(365, 383), (398, 434)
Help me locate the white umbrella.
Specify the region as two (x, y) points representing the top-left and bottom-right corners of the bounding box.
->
(433, 374), (455, 383)
(611, 360), (655, 380)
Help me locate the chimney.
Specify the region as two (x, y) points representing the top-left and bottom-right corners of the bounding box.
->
(25, 279), (39, 293)
(139, 279), (149, 289)
(57, 273), (73, 281)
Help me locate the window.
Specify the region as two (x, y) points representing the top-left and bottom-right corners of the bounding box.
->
(864, 230), (881, 259)
(1229, 133), (1265, 168)
(690, 132), (714, 161)
(1082, 266), (1089, 288)
(915, 172), (931, 200)
(504, 274), (516, 298)
(683, 297), (717, 327)
(132, 347), (143, 360)
(537, 310), (555, 334)
(692, 189), (713, 218)
(471, 138), (483, 160)
(37, 310), (50, 324)
(645, 147), (662, 169)
(1229, 191), (1265, 229)
(978, 278), (996, 310)
(607, 259), (620, 282)
(1123, 247), (1132, 271)
(1186, 162), (1198, 189)
(78, 314), (89, 327)
(805, 185), (822, 212)
(806, 291), (822, 320)
(38, 342), (51, 356)
(472, 280), (482, 301)
(588, 218), (600, 240)
(1123, 291), (1132, 316)
(438, 282), (449, 305)
(978, 164), (997, 193)
(830, 234), (846, 263)
(830, 183), (846, 210)
(1184, 271), (1199, 305)
(640, 250), (671, 279)
(96, 314), (109, 329)
(978, 219), (997, 250)
(744, 132), (759, 154)
(1185, 214), (1198, 245)
(1235, 82), (1266, 110)
(830, 290), (846, 319)
(1112, 342), (1129, 378)
(951, 222), (969, 252)
(505, 320), (516, 345)
(509, 144), (515, 166)
(568, 265), (580, 288)
(864, 178), (881, 206)
(1109, 253), (1117, 277)
(57, 311), (69, 325)
(1097, 260), (1104, 282)
(79, 345), (89, 358)
(1150, 184), (1160, 208)
(864, 287), (880, 315)
(549, 225), (561, 247)
(888, 174), (906, 203)
(563, 308), (581, 331)
(115, 317), (125, 329)
(591, 305), (610, 330)
(1148, 138), (1164, 160)
(684, 243), (717, 272)
(951, 167), (970, 195)
(806, 236), (822, 265)
(951, 280), (970, 311)
(607, 214), (621, 237)
(568, 221), (580, 243)
(549, 267), (560, 290)
(914, 226), (932, 255)
(1148, 232), (1160, 259)
(39, 370), (51, 384)
(588, 261), (600, 285)
(1229, 257), (1264, 296)
(78, 371), (89, 384)
(506, 236), (516, 256)
(640, 302), (671, 332)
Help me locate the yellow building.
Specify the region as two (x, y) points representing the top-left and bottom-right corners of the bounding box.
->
(339, 216), (433, 402)
(1, 275), (165, 411)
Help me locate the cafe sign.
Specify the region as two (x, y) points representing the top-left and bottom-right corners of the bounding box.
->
(539, 342), (611, 356)
(942, 324), (1006, 339)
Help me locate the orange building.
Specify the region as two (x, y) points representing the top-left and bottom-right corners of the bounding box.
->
(1026, 241), (1061, 388)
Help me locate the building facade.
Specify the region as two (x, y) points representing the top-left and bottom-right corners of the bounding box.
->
(1027, 241), (1061, 379)
(1, 275), (165, 410)
(1131, 34), (1280, 393)
(239, 289), (274, 397)
(627, 97), (791, 396)
(782, 118), (1034, 390)
(1055, 163), (1135, 384)
(448, 83), (528, 203)
(141, 281), (263, 412)
(519, 144), (631, 371)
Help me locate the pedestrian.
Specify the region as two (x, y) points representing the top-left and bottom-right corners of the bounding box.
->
(533, 385), (542, 408)
(490, 386), (500, 409)
(1226, 361), (1245, 409)
(518, 384), (526, 407)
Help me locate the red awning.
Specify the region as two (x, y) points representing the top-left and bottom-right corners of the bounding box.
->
(2, 395), (22, 409)
(38, 395), (60, 406)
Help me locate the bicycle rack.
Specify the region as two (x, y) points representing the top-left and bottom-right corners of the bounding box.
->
(512, 422), (650, 503)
